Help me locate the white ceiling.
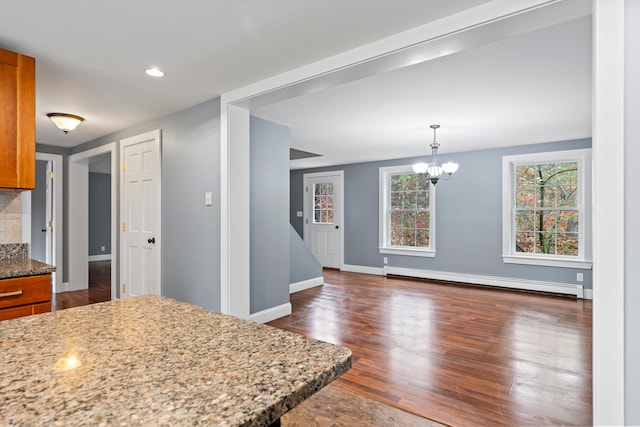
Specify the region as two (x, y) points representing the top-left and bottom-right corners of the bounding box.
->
(255, 15), (593, 169)
(1, 1), (591, 168)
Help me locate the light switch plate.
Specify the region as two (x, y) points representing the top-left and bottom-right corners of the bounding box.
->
(205, 192), (212, 206)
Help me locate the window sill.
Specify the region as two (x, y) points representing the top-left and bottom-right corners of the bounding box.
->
(502, 255), (592, 269)
(379, 247), (436, 258)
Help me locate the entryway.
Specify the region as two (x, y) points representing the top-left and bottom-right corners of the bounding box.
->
(303, 171), (344, 269)
(68, 143), (117, 299)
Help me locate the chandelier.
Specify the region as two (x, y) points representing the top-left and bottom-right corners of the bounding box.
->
(412, 124), (459, 184)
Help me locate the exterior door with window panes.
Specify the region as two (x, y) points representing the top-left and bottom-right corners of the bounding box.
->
(306, 176), (340, 268)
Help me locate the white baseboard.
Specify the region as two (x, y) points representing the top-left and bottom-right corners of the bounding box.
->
(55, 282), (70, 293)
(584, 288), (593, 300)
(249, 302), (292, 324)
(341, 264), (385, 275)
(88, 254), (111, 261)
(65, 281), (89, 292)
(383, 266), (590, 299)
(290, 276), (323, 294)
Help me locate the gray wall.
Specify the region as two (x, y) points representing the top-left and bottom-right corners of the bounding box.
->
(250, 116), (290, 314)
(30, 160), (47, 262)
(88, 172), (111, 256)
(70, 99), (221, 311)
(291, 138), (593, 288)
(625, 0), (639, 422)
(289, 224), (322, 284)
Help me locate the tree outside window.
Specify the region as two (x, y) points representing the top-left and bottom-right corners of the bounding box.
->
(389, 173), (431, 248)
(502, 149), (592, 269)
(515, 162), (579, 256)
(379, 165), (436, 258)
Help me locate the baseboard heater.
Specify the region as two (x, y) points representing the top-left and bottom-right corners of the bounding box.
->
(383, 266), (586, 299)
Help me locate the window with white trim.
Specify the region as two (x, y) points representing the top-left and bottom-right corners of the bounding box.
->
(379, 165), (435, 257)
(502, 149), (592, 269)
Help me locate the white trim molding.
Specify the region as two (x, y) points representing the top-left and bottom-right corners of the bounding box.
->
(503, 255), (592, 270)
(502, 149), (592, 269)
(593, 0), (626, 423)
(249, 303), (292, 324)
(290, 277), (323, 294)
(68, 142), (118, 296)
(341, 264), (385, 276)
(383, 266), (591, 299)
(88, 254), (112, 262)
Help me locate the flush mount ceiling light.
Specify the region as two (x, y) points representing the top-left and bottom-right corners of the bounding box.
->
(46, 113), (85, 134)
(144, 67), (165, 77)
(412, 124), (459, 185)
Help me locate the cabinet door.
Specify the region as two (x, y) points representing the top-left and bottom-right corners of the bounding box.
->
(0, 48), (35, 190)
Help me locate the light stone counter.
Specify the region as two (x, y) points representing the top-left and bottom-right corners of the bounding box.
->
(0, 296), (352, 426)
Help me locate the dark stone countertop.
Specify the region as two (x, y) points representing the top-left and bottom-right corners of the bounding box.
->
(0, 244), (55, 280)
(0, 258), (56, 280)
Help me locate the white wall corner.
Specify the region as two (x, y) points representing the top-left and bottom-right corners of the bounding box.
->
(290, 277), (323, 294)
(249, 302), (292, 324)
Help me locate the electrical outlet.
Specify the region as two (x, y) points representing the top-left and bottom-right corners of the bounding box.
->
(576, 273), (583, 282)
(383, 257), (388, 265)
(101, 246), (106, 252)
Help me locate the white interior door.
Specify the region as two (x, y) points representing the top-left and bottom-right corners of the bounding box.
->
(304, 172), (343, 268)
(120, 130), (161, 298)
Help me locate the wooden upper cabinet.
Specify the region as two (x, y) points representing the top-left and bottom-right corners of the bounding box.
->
(0, 47), (35, 190)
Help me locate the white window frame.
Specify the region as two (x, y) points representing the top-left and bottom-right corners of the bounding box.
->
(502, 149), (592, 269)
(379, 165), (436, 258)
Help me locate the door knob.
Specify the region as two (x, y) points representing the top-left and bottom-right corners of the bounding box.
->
(148, 237), (156, 244)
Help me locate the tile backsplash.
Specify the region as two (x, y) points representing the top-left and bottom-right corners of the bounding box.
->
(0, 191), (22, 244)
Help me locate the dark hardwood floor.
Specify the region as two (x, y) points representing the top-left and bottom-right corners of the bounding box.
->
(51, 263), (592, 426)
(52, 260), (112, 311)
(268, 269), (593, 427)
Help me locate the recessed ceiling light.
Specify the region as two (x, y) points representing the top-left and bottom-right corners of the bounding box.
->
(145, 67), (165, 77)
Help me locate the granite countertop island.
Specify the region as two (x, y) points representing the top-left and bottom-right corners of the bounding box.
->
(0, 296), (351, 426)
(0, 243), (56, 279)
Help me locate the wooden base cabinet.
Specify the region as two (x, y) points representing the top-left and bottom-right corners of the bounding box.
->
(0, 47), (36, 190)
(0, 274), (52, 321)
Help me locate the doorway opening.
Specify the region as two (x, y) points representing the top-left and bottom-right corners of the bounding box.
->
(68, 143), (118, 300)
(21, 152), (63, 292)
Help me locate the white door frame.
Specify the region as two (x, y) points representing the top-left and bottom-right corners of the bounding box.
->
(68, 143), (118, 300)
(592, 0), (625, 423)
(21, 152), (63, 292)
(119, 129), (162, 298)
(303, 171), (344, 270)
